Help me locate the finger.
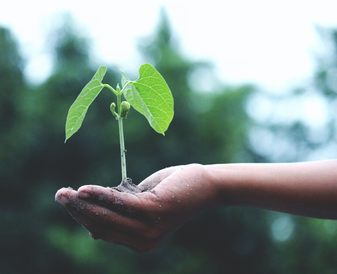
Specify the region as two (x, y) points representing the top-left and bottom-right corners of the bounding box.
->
(55, 187), (77, 206)
(77, 185), (155, 218)
(56, 188), (159, 251)
(65, 198), (158, 252)
(56, 187), (95, 230)
(138, 166), (179, 191)
(62, 192), (153, 238)
(56, 187), (103, 229)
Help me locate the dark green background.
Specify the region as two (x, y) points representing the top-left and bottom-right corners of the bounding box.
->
(1, 13), (337, 274)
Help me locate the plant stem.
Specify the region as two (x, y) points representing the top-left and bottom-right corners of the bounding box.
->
(103, 83), (118, 96)
(117, 94), (127, 181)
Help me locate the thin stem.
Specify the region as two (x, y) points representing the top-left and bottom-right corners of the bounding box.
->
(117, 94), (127, 181)
(120, 80), (134, 93)
(103, 83), (119, 96)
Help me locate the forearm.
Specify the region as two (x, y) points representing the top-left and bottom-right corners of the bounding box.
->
(207, 160), (337, 219)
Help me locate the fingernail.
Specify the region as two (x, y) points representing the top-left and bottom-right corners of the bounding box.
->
(78, 190), (90, 199)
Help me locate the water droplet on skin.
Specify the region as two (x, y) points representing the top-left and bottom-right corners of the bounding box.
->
(159, 204), (162, 208)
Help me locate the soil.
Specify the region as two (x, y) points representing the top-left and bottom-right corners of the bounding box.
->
(113, 177), (142, 194)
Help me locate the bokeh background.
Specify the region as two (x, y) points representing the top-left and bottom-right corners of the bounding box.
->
(1, 1), (337, 273)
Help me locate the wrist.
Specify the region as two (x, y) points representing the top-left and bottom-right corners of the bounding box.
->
(185, 163), (223, 206)
(205, 164), (245, 205)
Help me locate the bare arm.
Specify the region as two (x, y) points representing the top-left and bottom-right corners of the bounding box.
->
(209, 160), (337, 219)
(55, 160), (337, 251)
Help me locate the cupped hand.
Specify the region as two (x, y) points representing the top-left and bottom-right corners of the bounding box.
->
(55, 164), (217, 252)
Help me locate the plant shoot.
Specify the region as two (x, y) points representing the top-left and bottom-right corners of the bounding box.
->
(65, 64), (174, 189)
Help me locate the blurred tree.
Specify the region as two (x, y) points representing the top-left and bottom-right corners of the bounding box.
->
(0, 27), (24, 129)
(273, 28), (337, 274)
(313, 28), (337, 147)
(248, 29), (337, 163)
(245, 27), (337, 274)
(0, 27), (26, 196)
(0, 26), (79, 274)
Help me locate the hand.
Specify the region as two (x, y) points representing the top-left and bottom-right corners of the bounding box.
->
(55, 164), (217, 252)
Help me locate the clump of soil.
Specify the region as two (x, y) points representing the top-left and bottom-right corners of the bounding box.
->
(113, 177), (142, 194)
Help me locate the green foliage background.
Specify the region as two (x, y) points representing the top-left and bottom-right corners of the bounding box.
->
(1, 14), (337, 274)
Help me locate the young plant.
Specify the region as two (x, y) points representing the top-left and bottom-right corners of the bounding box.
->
(65, 64), (174, 191)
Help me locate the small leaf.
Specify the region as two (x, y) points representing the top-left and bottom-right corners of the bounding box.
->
(65, 66), (107, 142)
(124, 64), (174, 134)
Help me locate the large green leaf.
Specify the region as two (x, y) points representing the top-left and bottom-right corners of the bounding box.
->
(124, 64), (174, 134)
(65, 66), (107, 142)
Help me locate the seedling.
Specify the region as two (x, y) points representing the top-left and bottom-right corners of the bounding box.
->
(65, 64), (174, 191)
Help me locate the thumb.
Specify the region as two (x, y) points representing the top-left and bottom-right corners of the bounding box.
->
(138, 166), (179, 192)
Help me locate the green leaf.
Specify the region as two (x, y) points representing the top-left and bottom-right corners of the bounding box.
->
(121, 71), (129, 87)
(65, 66), (107, 142)
(92, 65), (107, 82)
(124, 64), (174, 134)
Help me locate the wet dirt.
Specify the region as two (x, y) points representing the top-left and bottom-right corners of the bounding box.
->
(112, 177), (142, 194)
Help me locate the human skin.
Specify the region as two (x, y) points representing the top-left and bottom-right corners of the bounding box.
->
(55, 160), (337, 251)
